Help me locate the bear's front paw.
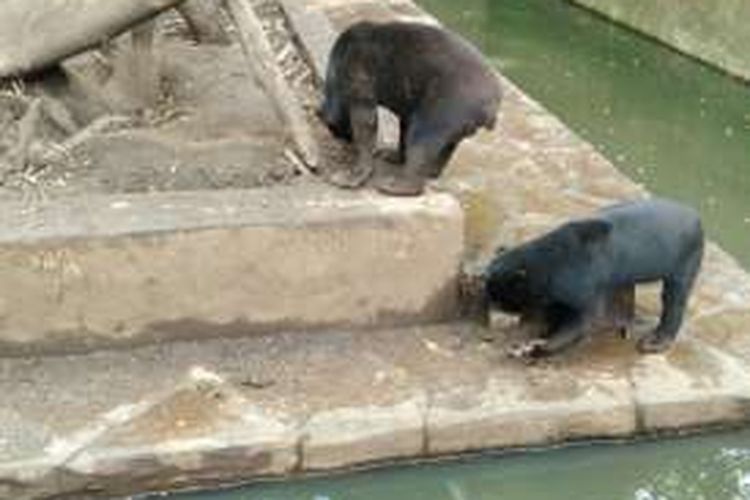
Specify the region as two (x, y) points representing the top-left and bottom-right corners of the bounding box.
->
(636, 332), (673, 354)
(507, 339), (547, 360)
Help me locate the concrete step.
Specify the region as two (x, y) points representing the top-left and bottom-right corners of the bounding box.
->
(0, 184), (463, 356)
(3, 322), (750, 499)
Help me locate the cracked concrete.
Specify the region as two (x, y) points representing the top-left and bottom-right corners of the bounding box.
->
(2, 0), (750, 498)
(3, 323), (750, 499)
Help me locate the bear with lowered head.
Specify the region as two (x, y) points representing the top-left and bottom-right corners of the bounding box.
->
(319, 21), (501, 196)
(485, 198), (704, 358)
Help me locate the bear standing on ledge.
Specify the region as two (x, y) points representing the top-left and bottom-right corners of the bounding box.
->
(319, 21), (501, 196)
(485, 199), (704, 358)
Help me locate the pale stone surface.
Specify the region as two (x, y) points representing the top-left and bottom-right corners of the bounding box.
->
(631, 339), (750, 431)
(0, 186), (463, 354)
(302, 397), (425, 470)
(0, 361), (299, 499)
(63, 382), (298, 491)
(571, 0), (750, 81)
(2, 0), (750, 497)
(3, 323), (750, 498)
(427, 368), (636, 455)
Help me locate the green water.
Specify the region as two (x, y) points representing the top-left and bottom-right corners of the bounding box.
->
(170, 429), (750, 499)
(166, 1), (750, 499)
(420, 0), (750, 268)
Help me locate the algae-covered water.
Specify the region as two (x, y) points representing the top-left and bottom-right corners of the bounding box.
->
(420, 0), (750, 268)
(171, 1), (750, 499)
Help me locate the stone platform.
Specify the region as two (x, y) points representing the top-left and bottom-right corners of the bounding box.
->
(3, 322), (750, 499)
(2, 0), (750, 498)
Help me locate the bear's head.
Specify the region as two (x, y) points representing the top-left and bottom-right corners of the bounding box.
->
(484, 218), (612, 315)
(484, 249), (534, 314)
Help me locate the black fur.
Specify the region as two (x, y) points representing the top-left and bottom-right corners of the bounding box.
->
(485, 199), (704, 357)
(320, 21), (501, 195)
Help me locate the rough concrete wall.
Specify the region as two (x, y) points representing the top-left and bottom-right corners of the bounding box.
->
(0, 187), (463, 354)
(571, 0), (750, 81)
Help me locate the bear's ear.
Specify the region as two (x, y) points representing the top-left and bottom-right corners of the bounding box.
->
(573, 219), (612, 245)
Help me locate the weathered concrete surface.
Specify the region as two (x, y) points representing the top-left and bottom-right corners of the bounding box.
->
(225, 0), (319, 167)
(0, 0), (185, 77)
(570, 0), (750, 82)
(301, 397), (425, 470)
(427, 360), (636, 455)
(0, 2), (301, 201)
(0, 187), (462, 354)
(2, 0), (750, 497)
(284, 0), (750, 359)
(631, 342), (750, 430)
(3, 323), (750, 499)
(281, 0), (750, 455)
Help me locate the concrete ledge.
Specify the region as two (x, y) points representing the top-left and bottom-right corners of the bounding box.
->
(427, 369), (636, 455)
(631, 341), (750, 430)
(570, 0), (750, 82)
(4, 0), (750, 497)
(302, 398), (426, 470)
(3, 324), (750, 499)
(0, 186), (463, 355)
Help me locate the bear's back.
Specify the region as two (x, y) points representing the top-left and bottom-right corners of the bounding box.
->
(601, 198), (703, 282)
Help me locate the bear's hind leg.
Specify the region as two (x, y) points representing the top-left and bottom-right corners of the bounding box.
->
(375, 112), (460, 196)
(637, 247), (702, 354)
(328, 101), (377, 188)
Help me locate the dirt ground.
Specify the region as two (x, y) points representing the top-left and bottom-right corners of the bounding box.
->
(0, 0), (351, 204)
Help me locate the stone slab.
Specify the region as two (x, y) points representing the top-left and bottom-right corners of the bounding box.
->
(427, 365), (636, 455)
(631, 339), (750, 431)
(3, 323), (750, 499)
(571, 0), (750, 82)
(0, 186), (463, 355)
(0, 363), (299, 499)
(301, 397), (425, 470)
(3, 0), (750, 497)
(278, 0), (337, 81)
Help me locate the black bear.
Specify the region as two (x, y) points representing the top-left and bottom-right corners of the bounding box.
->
(485, 198), (704, 358)
(319, 21), (501, 196)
